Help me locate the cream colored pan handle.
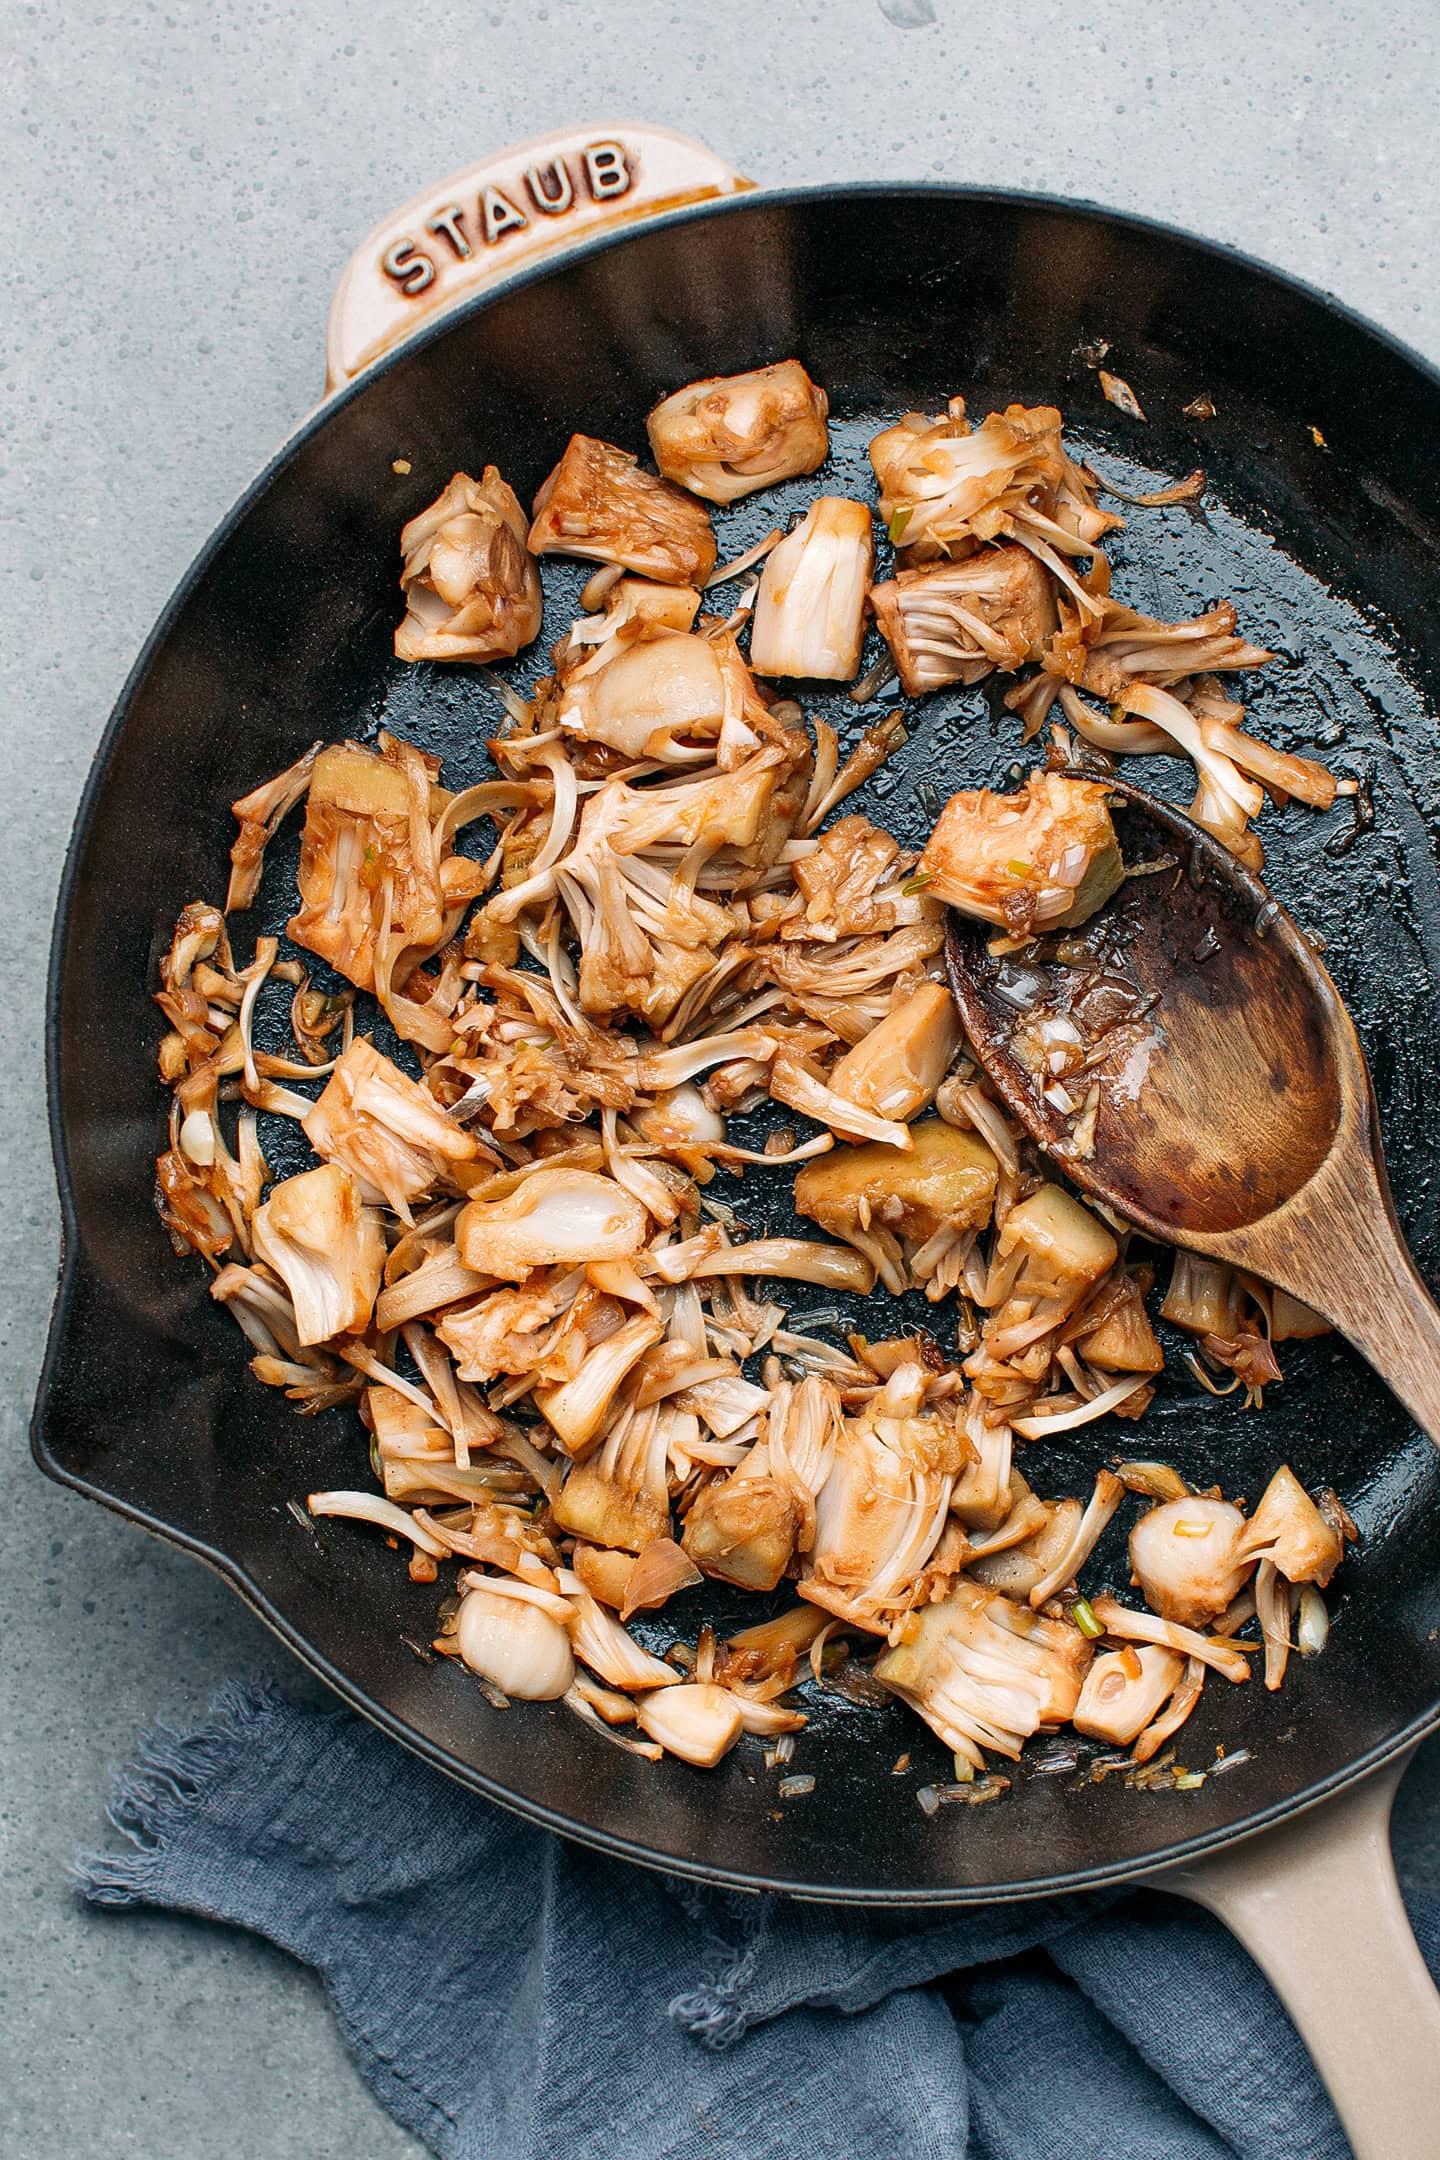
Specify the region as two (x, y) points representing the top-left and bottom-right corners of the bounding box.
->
(325, 123), (754, 390)
(1152, 1751), (1440, 2159)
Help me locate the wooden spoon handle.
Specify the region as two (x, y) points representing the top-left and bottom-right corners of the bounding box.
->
(1233, 1145), (1440, 1446)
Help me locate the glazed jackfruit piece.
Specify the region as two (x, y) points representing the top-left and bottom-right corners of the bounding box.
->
(1074, 1271), (1164, 1374)
(1072, 1646), (1186, 1746)
(286, 738), (451, 992)
(875, 1577), (1092, 1769)
(919, 769), (1123, 936)
(456, 1584), (576, 1701)
(682, 1375), (839, 1596)
(870, 402), (1066, 559)
(800, 1365), (970, 1631)
(869, 399), (1120, 564)
(1130, 1498), (1253, 1629)
(869, 545), (1057, 695)
(1074, 599), (1274, 703)
(302, 1035), (479, 1218)
(533, 1314), (666, 1456)
(682, 1463), (800, 1593)
(395, 468), (542, 664)
(793, 1118), (998, 1246)
(634, 1683), (744, 1767)
(646, 359), (829, 504)
(1236, 1466), (1345, 1587)
(557, 626), (722, 762)
(552, 1404), (673, 1554)
(966, 1496), (1084, 1599)
(528, 433), (716, 585)
(827, 982), (962, 1125)
(456, 1168), (647, 1283)
(749, 497), (873, 681)
(996, 1182), (1118, 1292)
(250, 1163), (385, 1346)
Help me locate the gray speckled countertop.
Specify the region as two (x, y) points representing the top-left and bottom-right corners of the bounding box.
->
(4, 4), (1439, 2153)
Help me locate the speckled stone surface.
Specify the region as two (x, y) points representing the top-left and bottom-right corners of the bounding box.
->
(4, 3), (1440, 2153)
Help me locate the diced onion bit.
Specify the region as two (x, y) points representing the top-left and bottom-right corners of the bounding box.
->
(1098, 370), (1147, 420)
(153, 364), (1351, 1795)
(1296, 1584), (1330, 1657)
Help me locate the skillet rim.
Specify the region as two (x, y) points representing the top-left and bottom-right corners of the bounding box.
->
(33, 179), (1440, 1903)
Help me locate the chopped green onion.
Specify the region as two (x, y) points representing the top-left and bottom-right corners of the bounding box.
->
(1174, 1771), (1206, 1790)
(1006, 859), (1032, 878)
(887, 506), (913, 544)
(1071, 1597), (1103, 1639)
(901, 871), (934, 896)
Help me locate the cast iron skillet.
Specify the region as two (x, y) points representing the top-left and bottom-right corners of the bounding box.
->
(31, 126), (1440, 2149)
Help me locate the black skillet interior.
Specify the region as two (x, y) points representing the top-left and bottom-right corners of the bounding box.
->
(35, 188), (1440, 1901)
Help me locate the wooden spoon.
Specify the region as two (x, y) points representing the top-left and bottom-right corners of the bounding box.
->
(943, 770), (1440, 1441)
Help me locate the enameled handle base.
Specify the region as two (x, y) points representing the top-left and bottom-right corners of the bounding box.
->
(1150, 1753), (1440, 2160)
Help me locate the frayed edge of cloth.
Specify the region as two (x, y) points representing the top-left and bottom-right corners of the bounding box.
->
(75, 1679), (291, 1907)
(667, 1884), (773, 2049)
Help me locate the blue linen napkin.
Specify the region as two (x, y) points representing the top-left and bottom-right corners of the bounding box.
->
(78, 1684), (1439, 2160)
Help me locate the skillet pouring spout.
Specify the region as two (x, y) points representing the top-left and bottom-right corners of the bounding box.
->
(945, 771), (1440, 1444)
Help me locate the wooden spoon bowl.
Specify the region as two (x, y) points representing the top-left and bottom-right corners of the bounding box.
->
(945, 771), (1440, 1440)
